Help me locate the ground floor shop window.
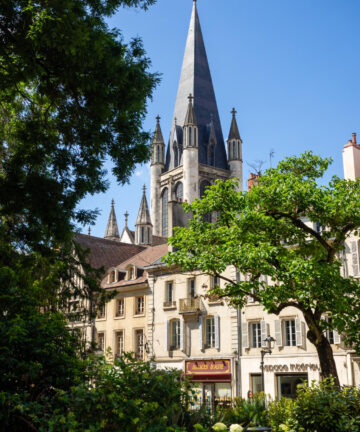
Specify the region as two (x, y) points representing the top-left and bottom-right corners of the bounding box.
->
(190, 382), (232, 410)
(276, 374), (307, 399)
(250, 374), (262, 394)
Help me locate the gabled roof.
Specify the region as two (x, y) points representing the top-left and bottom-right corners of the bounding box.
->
(166, 1), (228, 171)
(74, 233), (145, 270)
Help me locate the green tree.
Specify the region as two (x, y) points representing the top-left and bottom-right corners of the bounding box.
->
(0, 0), (158, 429)
(166, 152), (360, 386)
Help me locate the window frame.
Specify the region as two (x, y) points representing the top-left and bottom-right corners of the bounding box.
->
(170, 319), (181, 350)
(250, 322), (262, 348)
(115, 298), (125, 318)
(97, 332), (105, 352)
(135, 296), (145, 316)
(115, 330), (124, 357)
(205, 316), (216, 348)
(135, 329), (144, 360)
(284, 319), (296, 347)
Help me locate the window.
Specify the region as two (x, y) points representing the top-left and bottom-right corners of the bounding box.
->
(232, 141), (236, 159)
(141, 227), (145, 243)
(250, 322), (262, 348)
(135, 296), (145, 315)
(325, 316), (340, 344)
(155, 145), (160, 163)
(173, 142), (179, 167)
(109, 270), (116, 283)
(116, 298), (124, 317)
(188, 278), (196, 298)
(166, 282), (173, 302)
(115, 331), (124, 357)
(251, 374), (262, 394)
(284, 320), (296, 346)
(127, 266), (136, 280)
(175, 182), (183, 202)
(97, 304), (105, 319)
(170, 319), (181, 350)
(135, 329), (144, 359)
(206, 317), (215, 348)
(210, 275), (220, 289)
(189, 127), (192, 147)
(97, 332), (105, 352)
(162, 188), (168, 237)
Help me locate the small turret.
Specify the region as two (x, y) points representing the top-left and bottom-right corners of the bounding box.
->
(183, 94), (199, 202)
(150, 116), (165, 236)
(104, 199), (120, 240)
(135, 185), (153, 246)
(227, 108), (243, 191)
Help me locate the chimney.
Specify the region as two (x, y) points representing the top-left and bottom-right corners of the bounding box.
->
(352, 133), (357, 145)
(343, 132), (360, 180)
(248, 172), (259, 191)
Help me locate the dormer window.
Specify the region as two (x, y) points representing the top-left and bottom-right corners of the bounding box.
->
(108, 269), (117, 284)
(127, 266), (137, 280)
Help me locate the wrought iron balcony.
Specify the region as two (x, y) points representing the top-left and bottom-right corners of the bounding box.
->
(179, 297), (201, 314)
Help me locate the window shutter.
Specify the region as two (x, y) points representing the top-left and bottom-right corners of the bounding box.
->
(164, 318), (169, 351)
(275, 320), (283, 347)
(261, 320), (267, 347)
(242, 321), (249, 349)
(351, 240), (359, 276)
(180, 317), (184, 351)
(301, 322), (306, 349)
(199, 315), (203, 350)
(214, 314), (220, 350)
(333, 329), (341, 344)
(295, 318), (302, 347)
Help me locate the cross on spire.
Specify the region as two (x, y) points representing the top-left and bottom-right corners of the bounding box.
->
(124, 211), (129, 227)
(231, 107), (237, 117)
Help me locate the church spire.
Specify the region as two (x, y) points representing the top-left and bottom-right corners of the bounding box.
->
(228, 108), (242, 141)
(104, 199), (120, 240)
(135, 185), (153, 245)
(167, 0), (228, 171)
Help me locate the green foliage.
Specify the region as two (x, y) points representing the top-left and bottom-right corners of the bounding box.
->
(33, 354), (192, 432)
(268, 378), (360, 432)
(166, 152), (360, 378)
(220, 394), (269, 428)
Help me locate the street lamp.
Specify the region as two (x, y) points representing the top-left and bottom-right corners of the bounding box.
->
(260, 335), (275, 393)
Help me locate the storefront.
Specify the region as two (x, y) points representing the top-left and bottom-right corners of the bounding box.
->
(185, 359), (233, 409)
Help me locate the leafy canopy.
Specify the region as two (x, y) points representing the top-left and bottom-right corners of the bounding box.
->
(166, 152), (360, 351)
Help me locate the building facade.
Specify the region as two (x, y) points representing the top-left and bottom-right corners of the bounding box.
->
(74, 1), (360, 403)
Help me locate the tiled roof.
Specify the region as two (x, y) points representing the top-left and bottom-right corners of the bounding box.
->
(74, 233), (145, 270)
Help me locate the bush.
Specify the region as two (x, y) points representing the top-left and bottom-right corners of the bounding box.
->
(268, 378), (360, 432)
(220, 393), (269, 428)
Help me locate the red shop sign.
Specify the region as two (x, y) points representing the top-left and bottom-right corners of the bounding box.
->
(185, 360), (231, 375)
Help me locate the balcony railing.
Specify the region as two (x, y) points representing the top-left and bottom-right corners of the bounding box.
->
(179, 297), (201, 314)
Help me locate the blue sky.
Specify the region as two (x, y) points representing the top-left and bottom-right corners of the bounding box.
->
(79, 0), (360, 238)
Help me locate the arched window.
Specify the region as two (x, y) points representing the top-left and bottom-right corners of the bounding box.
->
(189, 127), (192, 147)
(147, 227), (150, 243)
(238, 142), (241, 160)
(156, 145), (160, 163)
(162, 188), (168, 237)
(208, 142), (215, 166)
(200, 180), (212, 223)
(175, 182), (183, 202)
(173, 142), (179, 167)
(141, 227), (145, 243)
(232, 141), (236, 159)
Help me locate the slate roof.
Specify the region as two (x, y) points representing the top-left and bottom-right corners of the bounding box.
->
(165, 1), (229, 172)
(228, 109), (241, 141)
(74, 233), (145, 270)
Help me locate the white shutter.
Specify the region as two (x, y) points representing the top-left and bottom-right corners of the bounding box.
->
(295, 318), (302, 347)
(351, 240), (359, 276)
(301, 322), (306, 349)
(180, 317), (184, 351)
(242, 321), (249, 349)
(199, 315), (203, 350)
(214, 314), (220, 350)
(275, 320), (283, 347)
(164, 318), (169, 351)
(261, 320), (267, 347)
(333, 329), (341, 344)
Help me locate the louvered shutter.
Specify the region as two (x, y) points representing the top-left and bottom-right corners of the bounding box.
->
(275, 320), (283, 347)
(351, 240), (360, 276)
(261, 320), (267, 347)
(214, 314), (220, 350)
(199, 315), (203, 350)
(180, 317), (184, 351)
(185, 325), (191, 356)
(333, 329), (341, 344)
(295, 318), (303, 347)
(164, 318), (169, 351)
(242, 321), (249, 349)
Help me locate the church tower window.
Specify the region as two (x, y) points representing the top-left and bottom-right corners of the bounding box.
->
(162, 188), (168, 237)
(175, 182), (183, 202)
(189, 127), (192, 147)
(232, 141), (236, 159)
(173, 142), (179, 167)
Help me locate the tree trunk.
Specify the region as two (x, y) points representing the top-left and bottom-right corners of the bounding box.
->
(306, 322), (340, 387)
